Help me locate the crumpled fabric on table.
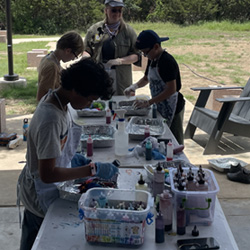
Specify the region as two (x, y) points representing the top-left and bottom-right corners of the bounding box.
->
(128, 136), (165, 160)
(95, 162), (119, 180)
(140, 136), (159, 149)
(152, 149), (165, 160)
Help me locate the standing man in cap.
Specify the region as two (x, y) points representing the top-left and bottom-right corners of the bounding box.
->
(124, 30), (185, 144)
(83, 0), (141, 95)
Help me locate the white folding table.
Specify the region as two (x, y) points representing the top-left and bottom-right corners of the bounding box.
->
(32, 96), (238, 249)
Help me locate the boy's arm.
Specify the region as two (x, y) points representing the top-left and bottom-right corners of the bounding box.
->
(39, 158), (92, 183)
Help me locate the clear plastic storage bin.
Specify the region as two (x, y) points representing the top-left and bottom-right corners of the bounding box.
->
(170, 168), (219, 226)
(78, 188), (153, 247)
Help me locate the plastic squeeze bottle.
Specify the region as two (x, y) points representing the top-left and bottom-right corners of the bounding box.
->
(186, 167), (196, 191)
(153, 163), (165, 198)
(114, 109), (128, 156)
(166, 140), (173, 161)
(152, 103), (157, 118)
(177, 202), (186, 235)
(87, 135), (93, 157)
(155, 211), (165, 243)
(159, 190), (173, 231)
(144, 125), (150, 139)
(106, 108), (111, 124)
(145, 139), (152, 160)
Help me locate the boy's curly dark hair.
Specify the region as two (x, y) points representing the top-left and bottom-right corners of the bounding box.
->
(61, 58), (114, 100)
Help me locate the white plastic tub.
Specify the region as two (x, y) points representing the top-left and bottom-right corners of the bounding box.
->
(170, 168), (219, 226)
(78, 188), (153, 247)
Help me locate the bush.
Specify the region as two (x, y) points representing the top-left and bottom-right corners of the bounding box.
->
(147, 0), (219, 24)
(11, 0), (104, 35)
(0, 0), (250, 34)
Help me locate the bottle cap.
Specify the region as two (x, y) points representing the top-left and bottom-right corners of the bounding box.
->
(138, 174), (145, 185)
(106, 109), (111, 116)
(87, 134), (92, 143)
(167, 139), (172, 146)
(157, 211), (163, 219)
(112, 159), (120, 167)
(146, 139), (152, 146)
(161, 189), (172, 199)
(192, 225), (199, 236)
(156, 162), (163, 171)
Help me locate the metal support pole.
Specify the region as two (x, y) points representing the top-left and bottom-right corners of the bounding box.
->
(4, 0), (19, 81)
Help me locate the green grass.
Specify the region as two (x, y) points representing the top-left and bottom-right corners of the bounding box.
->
(1, 21), (250, 114)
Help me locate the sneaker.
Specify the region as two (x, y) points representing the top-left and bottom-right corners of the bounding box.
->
(227, 168), (250, 184)
(228, 163), (242, 173)
(7, 136), (23, 149)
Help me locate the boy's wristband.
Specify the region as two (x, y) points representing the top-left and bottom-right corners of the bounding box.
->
(90, 162), (96, 176)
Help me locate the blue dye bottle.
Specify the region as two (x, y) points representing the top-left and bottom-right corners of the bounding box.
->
(23, 118), (29, 141)
(155, 211), (165, 243)
(145, 139), (152, 161)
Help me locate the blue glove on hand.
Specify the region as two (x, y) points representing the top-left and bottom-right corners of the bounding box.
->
(95, 162), (119, 180)
(71, 153), (91, 168)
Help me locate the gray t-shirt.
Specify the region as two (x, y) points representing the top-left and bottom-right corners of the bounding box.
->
(26, 101), (68, 178)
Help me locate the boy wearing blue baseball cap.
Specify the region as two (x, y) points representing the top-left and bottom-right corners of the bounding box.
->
(124, 30), (185, 144)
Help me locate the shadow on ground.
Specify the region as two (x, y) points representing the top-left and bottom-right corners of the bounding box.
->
(191, 133), (250, 156)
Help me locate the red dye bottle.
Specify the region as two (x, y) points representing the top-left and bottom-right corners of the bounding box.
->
(87, 135), (93, 157)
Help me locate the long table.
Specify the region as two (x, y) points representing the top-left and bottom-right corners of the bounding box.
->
(32, 168), (238, 250)
(69, 96), (188, 166)
(31, 96), (239, 249)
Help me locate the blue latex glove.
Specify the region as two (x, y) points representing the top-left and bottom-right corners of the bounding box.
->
(95, 162), (119, 180)
(71, 153), (91, 168)
(152, 149), (165, 160)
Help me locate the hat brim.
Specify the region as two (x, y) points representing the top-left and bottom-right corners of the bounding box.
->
(160, 37), (170, 42)
(108, 2), (124, 7)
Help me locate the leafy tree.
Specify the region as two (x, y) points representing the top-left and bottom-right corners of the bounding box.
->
(0, 0), (250, 34)
(217, 0), (250, 22)
(12, 0), (104, 34)
(147, 0), (218, 24)
(123, 0), (155, 22)
(0, 0), (6, 29)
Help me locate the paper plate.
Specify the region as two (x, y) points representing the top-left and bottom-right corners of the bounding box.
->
(208, 158), (248, 172)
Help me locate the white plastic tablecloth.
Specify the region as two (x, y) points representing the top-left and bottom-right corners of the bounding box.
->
(31, 97), (238, 249)
(32, 191), (238, 250)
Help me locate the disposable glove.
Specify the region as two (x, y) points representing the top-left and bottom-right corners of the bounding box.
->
(71, 153), (91, 168)
(124, 83), (138, 97)
(106, 58), (122, 68)
(152, 149), (165, 160)
(133, 99), (150, 109)
(95, 162), (119, 180)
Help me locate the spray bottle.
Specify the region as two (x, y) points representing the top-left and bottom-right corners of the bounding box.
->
(114, 109), (128, 156)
